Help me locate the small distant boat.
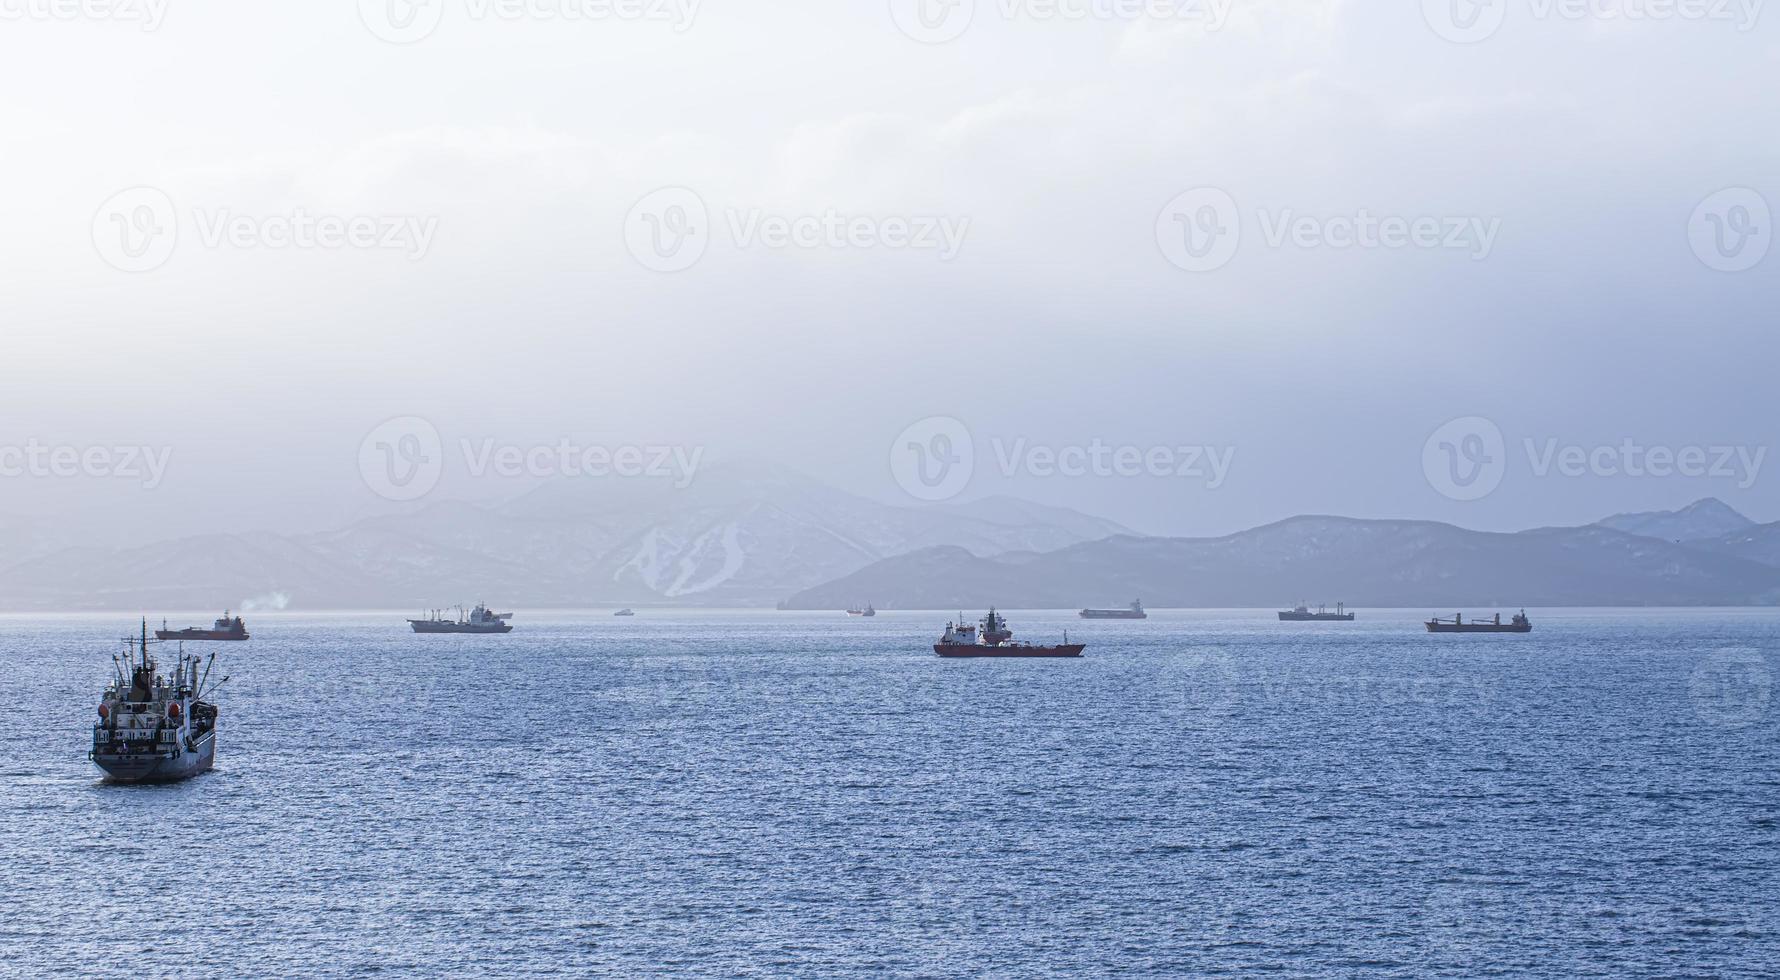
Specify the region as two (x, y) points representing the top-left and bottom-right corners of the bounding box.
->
(614, 609), (635, 617)
(409, 604), (514, 634)
(1080, 599), (1146, 620)
(847, 604), (877, 617)
(935, 609), (1085, 658)
(155, 612), (249, 641)
(1279, 602), (1355, 622)
(1426, 610), (1532, 634)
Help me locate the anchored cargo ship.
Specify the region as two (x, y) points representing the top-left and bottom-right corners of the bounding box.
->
(155, 612), (249, 641)
(91, 621), (223, 784)
(935, 609), (1085, 658)
(847, 604), (877, 617)
(1080, 599), (1146, 620)
(409, 604), (514, 634)
(1426, 610), (1532, 634)
(1279, 602), (1355, 622)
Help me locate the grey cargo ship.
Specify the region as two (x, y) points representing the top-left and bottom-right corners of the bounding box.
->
(409, 603), (514, 634)
(91, 621), (223, 784)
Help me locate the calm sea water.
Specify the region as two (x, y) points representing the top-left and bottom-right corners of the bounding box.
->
(2, 609), (1777, 977)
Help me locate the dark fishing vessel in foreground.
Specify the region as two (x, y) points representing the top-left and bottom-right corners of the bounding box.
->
(1426, 611), (1532, 633)
(935, 609), (1085, 658)
(1279, 602), (1355, 622)
(409, 604), (514, 634)
(1080, 599), (1146, 620)
(156, 611), (249, 641)
(91, 621), (224, 784)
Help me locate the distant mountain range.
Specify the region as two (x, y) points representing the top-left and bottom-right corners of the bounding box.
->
(782, 499), (1780, 610)
(6, 486), (1779, 611)
(0, 461), (1132, 611)
(1596, 497), (1755, 542)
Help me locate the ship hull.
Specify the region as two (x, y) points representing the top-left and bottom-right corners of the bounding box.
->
(1426, 623), (1532, 633)
(1079, 610), (1146, 620)
(935, 643), (1086, 658)
(1278, 613), (1355, 622)
(154, 629), (249, 641)
(409, 621), (513, 634)
(92, 735), (215, 784)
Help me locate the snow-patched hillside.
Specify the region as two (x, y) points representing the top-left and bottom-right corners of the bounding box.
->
(0, 461), (1131, 610)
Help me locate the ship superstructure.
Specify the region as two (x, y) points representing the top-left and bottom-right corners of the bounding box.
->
(91, 621), (222, 784)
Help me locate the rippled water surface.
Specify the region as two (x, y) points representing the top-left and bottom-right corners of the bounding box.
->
(3, 609), (1778, 977)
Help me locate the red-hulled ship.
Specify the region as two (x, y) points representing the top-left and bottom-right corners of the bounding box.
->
(155, 612), (249, 642)
(934, 609), (1085, 658)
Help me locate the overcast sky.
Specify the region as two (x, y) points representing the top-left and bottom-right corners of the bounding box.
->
(0, 0), (1775, 542)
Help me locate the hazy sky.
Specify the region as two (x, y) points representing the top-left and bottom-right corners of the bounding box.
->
(1, 0), (1775, 542)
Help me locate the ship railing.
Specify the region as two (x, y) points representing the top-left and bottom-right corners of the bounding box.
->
(92, 727), (178, 743)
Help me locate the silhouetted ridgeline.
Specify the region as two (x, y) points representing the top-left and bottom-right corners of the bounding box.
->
(781, 515), (1780, 610)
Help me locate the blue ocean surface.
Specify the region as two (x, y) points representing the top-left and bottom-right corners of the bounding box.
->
(2, 609), (1777, 977)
